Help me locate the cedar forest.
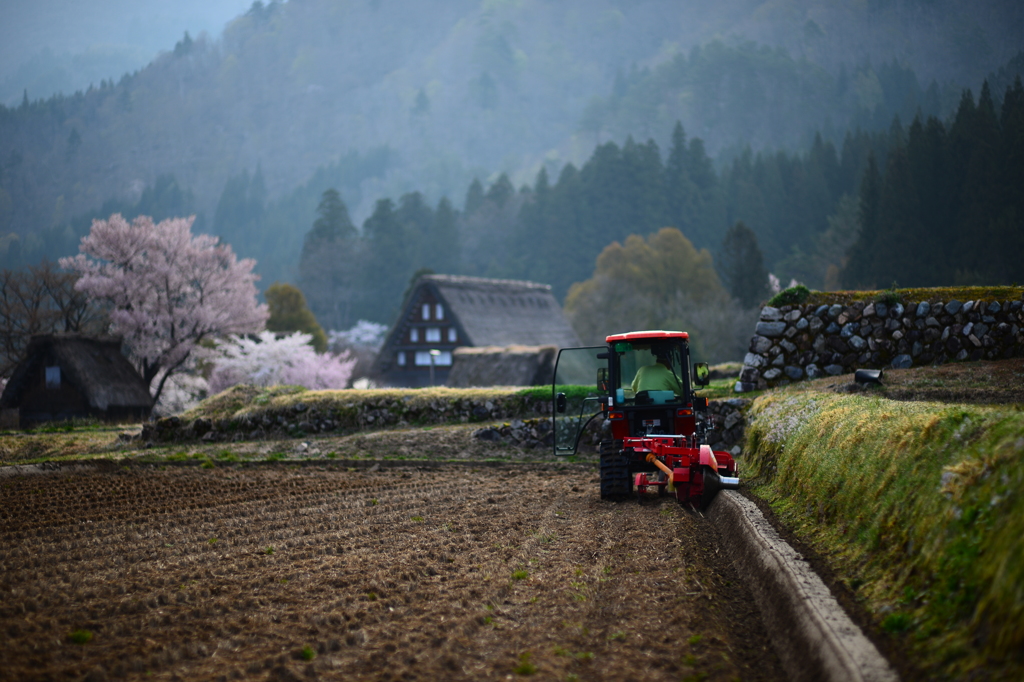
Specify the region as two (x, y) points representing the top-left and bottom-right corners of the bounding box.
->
(0, 0), (1022, 367)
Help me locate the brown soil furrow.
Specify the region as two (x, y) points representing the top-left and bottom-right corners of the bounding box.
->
(0, 465), (784, 681)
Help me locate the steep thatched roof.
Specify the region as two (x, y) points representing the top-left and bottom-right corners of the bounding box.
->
(424, 275), (581, 347)
(0, 334), (152, 412)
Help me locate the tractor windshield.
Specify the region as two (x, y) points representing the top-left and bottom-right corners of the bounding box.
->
(613, 339), (688, 405)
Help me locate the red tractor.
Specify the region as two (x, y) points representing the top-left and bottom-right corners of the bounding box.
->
(553, 330), (738, 507)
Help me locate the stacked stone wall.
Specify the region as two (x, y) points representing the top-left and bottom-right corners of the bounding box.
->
(142, 394), (552, 444)
(736, 294), (1024, 391)
(705, 399), (750, 454)
(141, 393), (751, 457)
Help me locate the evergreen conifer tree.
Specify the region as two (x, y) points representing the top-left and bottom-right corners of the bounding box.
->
(686, 136), (722, 245)
(841, 152), (882, 288)
(999, 77), (1024, 215)
(298, 189), (360, 331)
(718, 221), (768, 308)
(428, 197), (459, 274)
(666, 122), (700, 239)
(397, 191), (434, 269)
(485, 173), (514, 208)
(363, 198), (409, 322)
(545, 164), (585, 297)
(214, 167), (267, 251)
(515, 167), (551, 270)
(621, 137), (668, 235)
(998, 78), (1024, 283)
(579, 141), (626, 249)
(955, 82), (1002, 278)
(464, 178), (484, 215)
(875, 142), (921, 284)
(907, 115), (952, 280)
(303, 188), (355, 254)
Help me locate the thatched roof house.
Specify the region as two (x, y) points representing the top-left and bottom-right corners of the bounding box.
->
(0, 335), (153, 427)
(373, 275), (581, 387)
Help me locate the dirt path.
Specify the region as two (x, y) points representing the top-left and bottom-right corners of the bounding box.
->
(0, 464), (783, 681)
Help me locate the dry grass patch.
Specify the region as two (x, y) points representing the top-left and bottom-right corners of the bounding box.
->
(0, 425), (133, 464)
(772, 358), (1024, 405)
(798, 285), (1024, 307)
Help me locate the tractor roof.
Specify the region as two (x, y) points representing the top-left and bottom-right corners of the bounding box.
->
(605, 330), (689, 343)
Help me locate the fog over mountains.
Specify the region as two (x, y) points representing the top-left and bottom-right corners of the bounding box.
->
(1, 0), (1022, 287)
(0, 0), (252, 105)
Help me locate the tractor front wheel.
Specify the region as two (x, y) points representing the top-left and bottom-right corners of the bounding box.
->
(599, 440), (631, 500)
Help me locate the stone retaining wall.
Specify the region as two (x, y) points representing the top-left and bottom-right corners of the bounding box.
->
(142, 393), (552, 444)
(706, 399), (750, 455)
(736, 295), (1024, 391)
(142, 393), (750, 456)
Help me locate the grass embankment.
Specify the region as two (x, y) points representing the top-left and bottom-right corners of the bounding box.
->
(181, 384), (578, 424)
(744, 390), (1024, 679)
(771, 284), (1024, 308)
(0, 385), (582, 465)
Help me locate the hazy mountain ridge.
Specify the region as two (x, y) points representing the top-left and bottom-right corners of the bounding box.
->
(0, 0), (252, 106)
(1, 0), (1021, 281)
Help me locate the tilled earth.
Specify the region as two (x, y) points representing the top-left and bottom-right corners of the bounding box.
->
(0, 463), (784, 681)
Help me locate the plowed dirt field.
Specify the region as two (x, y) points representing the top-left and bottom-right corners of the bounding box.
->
(0, 463), (783, 681)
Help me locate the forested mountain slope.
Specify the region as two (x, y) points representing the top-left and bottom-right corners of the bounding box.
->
(0, 0), (1021, 288)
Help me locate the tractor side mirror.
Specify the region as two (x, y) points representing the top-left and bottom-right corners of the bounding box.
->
(555, 392), (567, 413)
(596, 368), (609, 394)
(693, 362), (710, 387)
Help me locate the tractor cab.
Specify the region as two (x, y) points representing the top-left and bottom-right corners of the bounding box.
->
(553, 330), (736, 506)
(552, 331), (708, 453)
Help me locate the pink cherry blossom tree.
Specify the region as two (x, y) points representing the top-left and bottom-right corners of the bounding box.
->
(203, 331), (356, 394)
(60, 214), (268, 402)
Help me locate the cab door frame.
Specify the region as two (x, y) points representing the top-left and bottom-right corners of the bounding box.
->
(552, 346), (607, 456)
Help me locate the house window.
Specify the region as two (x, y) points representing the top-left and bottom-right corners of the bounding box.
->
(415, 351), (452, 366)
(447, 327), (457, 342)
(422, 303), (430, 320)
(435, 303), (444, 319)
(410, 328), (419, 342)
(45, 366), (61, 389)
(425, 327), (441, 343)
(397, 351), (406, 366)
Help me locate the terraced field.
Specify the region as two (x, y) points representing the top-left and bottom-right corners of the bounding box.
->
(0, 463), (783, 681)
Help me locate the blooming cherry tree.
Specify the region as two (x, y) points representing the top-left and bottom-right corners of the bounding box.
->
(203, 332), (356, 393)
(60, 214), (268, 402)
(327, 320), (388, 352)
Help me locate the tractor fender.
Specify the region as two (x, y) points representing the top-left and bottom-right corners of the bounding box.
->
(698, 444), (719, 472)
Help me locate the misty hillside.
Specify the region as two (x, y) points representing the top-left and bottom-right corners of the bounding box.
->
(1, 0), (1022, 288)
(0, 0), (252, 106)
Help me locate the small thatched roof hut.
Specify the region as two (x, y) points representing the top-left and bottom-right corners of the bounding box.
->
(0, 334), (152, 427)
